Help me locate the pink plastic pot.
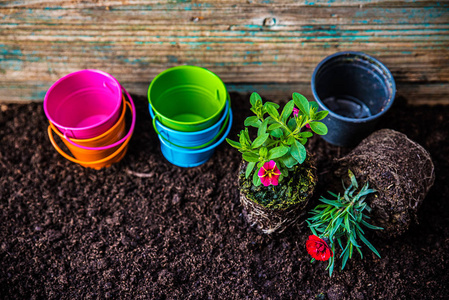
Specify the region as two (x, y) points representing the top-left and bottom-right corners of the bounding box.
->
(44, 69), (123, 139)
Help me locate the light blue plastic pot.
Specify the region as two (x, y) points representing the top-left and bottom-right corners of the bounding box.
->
(149, 99), (230, 149)
(158, 109), (233, 167)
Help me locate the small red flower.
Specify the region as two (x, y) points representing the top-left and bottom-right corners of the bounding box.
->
(306, 235), (333, 261)
(258, 160), (281, 187)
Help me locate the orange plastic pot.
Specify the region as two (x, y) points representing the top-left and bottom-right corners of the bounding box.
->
(47, 99), (134, 169)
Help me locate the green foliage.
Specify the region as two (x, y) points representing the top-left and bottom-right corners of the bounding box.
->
(226, 92), (329, 186)
(307, 170), (383, 277)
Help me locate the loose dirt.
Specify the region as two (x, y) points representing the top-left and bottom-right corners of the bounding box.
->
(1, 93), (448, 299)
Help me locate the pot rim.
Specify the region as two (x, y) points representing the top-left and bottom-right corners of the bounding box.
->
(311, 51), (396, 124)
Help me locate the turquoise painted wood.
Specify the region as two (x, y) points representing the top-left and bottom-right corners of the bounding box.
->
(0, 0), (448, 104)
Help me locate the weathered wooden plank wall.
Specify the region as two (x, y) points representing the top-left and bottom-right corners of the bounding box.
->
(0, 0), (448, 104)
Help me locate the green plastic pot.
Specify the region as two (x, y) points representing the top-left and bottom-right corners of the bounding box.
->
(148, 66), (228, 132)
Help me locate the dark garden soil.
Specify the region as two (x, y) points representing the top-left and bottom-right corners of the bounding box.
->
(1, 92), (448, 299)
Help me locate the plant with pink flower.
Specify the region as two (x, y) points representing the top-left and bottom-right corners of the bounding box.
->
(227, 92), (329, 187)
(226, 92), (330, 233)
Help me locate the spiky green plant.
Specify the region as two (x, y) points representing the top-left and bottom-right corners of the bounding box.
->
(306, 170), (383, 277)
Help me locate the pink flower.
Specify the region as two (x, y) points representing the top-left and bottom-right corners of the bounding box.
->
(293, 107), (299, 117)
(258, 160), (281, 187)
(293, 107), (310, 128)
(293, 107), (310, 129)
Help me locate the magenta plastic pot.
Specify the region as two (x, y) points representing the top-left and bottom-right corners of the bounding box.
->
(44, 69), (123, 139)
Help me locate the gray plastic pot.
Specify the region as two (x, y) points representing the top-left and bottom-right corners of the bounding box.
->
(311, 51), (396, 147)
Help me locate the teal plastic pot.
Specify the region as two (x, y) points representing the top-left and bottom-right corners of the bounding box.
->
(148, 66), (228, 132)
(149, 99), (230, 149)
(159, 110), (233, 167)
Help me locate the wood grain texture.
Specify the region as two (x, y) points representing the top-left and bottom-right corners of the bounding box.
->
(1, 0), (448, 104)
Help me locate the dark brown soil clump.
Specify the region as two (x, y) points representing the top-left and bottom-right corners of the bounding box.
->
(1, 94), (449, 299)
(335, 129), (435, 238)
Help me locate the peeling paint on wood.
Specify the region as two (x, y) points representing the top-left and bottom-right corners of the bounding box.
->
(0, 0), (448, 104)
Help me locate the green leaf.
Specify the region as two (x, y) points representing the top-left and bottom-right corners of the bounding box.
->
(280, 154), (297, 168)
(253, 169), (262, 186)
(264, 102), (280, 110)
(268, 123), (282, 130)
(299, 131), (313, 138)
(270, 128), (284, 138)
(313, 110), (329, 121)
(341, 247), (350, 270)
(239, 132), (248, 147)
(265, 104), (279, 120)
(307, 222), (318, 236)
(253, 121), (262, 128)
(337, 237), (344, 251)
(327, 251), (335, 277)
(361, 219), (383, 230)
(358, 188), (376, 199)
(319, 197), (345, 208)
(355, 245), (363, 259)
(293, 93), (310, 116)
(281, 100), (295, 123)
(309, 122), (328, 135)
(268, 146), (289, 159)
(250, 107), (258, 116)
(266, 116), (276, 125)
(252, 133), (269, 148)
(244, 116), (259, 127)
(344, 214), (351, 234)
(354, 222), (365, 235)
(328, 191), (339, 198)
(298, 138), (307, 145)
(340, 244), (348, 258)
(291, 140), (307, 164)
(286, 136), (295, 145)
(259, 147), (268, 159)
(287, 118), (296, 131)
(242, 152), (260, 162)
(246, 162), (256, 179)
(243, 128), (252, 144)
(258, 118), (269, 136)
(329, 217), (343, 241)
(226, 138), (242, 149)
(309, 101), (319, 110)
(348, 169), (358, 189)
(358, 230), (381, 258)
(250, 92), (261, 107)
(349, 232), (360, 248)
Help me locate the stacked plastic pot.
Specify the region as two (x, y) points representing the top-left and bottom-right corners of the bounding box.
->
(148, 66), (233, 168)
(44, 69), (136, 169)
